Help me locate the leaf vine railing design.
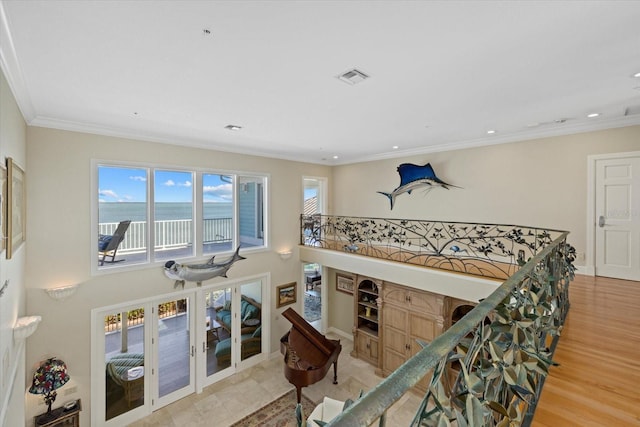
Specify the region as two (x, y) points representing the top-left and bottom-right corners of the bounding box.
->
(301, 215), (566, 280)
(325, 232), (575, 427)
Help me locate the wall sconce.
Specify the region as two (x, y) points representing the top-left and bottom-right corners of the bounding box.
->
(278, 250), (292, 260)
(13, 315), (42, 340)
(45, 284), (79, 301)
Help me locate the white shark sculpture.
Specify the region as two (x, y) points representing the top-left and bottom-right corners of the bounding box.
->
(164, 246), (245, 288)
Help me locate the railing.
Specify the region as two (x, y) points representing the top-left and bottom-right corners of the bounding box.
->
(301, 215), (576, 426)
(104, 299), (187, 333)
(99, 218), (233, 253)
(301, 214), (566, 280)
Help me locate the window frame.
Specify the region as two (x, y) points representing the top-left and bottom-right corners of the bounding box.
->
(92, 160), (269, 275)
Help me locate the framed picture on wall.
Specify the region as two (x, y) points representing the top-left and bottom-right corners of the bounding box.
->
(276, 282), (297, 308)
(336, 273), (354, 294)
(6, 157), (25, 260)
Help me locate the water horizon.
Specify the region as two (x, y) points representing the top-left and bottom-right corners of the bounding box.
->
(99, 202), (233, 223)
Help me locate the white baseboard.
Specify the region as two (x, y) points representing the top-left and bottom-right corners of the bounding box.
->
(327, 327), (353, 341)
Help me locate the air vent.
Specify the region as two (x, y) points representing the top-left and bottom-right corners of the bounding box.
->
(336, 68), (370, 85)
(624, 105), (640, 116)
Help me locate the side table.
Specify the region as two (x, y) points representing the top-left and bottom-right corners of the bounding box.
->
(34, 398), (81, 427)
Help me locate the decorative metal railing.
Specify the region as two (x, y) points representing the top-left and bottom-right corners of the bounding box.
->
(300, 214), (566, 280)
(324, 228), (575, 426)
(99, 218), (233, 253)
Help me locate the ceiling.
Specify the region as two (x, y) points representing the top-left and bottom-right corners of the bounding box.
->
(1, 1), (640, 165)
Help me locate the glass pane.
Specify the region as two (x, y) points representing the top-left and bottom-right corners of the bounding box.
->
(98, 166), (148, 267)
(105, 307), (145, 420)
(203, 174), (234, 254)
(154, 170), (194, 260)
(240, 282), (262, 361)
(207, 287), (232, 374)
(239, 176), (265, 248)
(157, 298), (190, 397)
(303, 264), (322, 330)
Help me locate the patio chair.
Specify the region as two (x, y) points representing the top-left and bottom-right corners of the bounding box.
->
(99, 220), (131, 266)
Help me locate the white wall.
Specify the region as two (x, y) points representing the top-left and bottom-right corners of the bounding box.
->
(24, 126), (331, 425)
(331, 125), (640, 269)
(0, 67), (28, 426)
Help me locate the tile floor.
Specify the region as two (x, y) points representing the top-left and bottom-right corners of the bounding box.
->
(129, 334), (423, 426)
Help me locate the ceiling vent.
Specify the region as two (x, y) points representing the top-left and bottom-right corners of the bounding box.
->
(336, 68), (370, 85)
(624, 105), (640, 116)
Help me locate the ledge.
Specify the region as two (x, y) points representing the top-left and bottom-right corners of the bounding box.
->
(299, 246), (500, 303)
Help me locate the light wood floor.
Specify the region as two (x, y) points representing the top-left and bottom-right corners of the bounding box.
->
(532, 274), (640, 426)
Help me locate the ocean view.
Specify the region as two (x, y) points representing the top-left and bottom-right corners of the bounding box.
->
(99, 202), (233, 223)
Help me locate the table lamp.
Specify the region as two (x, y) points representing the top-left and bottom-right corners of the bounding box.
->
(29, 358), (70, 424)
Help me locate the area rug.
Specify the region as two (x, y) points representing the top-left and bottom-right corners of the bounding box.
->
(230, 389), (316, 427)
(304, 293), (321, 322)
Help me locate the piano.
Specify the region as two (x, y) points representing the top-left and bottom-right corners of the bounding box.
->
(280, 307), (342, 403)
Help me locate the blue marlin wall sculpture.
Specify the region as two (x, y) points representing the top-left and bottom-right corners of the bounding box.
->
(378, 162), (460, 210)
(164, 246), (245, 288)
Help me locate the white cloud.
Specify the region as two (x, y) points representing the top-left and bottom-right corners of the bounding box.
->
(203, 183), (232, 201)
(130, 176), (147, 182)
(179, 181), (192, 187)
(99, 189), (118, 199)
(164, 180), (175, 186)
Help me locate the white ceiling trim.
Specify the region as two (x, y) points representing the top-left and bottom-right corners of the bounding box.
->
(29, 112), (640, 166)
(0, 2), (35, 122)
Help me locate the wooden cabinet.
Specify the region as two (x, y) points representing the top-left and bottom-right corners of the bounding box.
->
(381, 282), (445, 391)
(354, 330), (379, 365)
(351, 276), (381, 366)
(35, 399), (81, 427)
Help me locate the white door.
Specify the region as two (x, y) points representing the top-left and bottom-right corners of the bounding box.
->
(595, 155), (640, 281)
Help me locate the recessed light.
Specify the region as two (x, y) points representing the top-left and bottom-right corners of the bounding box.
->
(487, 130), (496, 134)
(587, 113), (600, 118)
(633, 71), (640, 78)
(392, 145), (399, 150)
(224, 125), (242, 131)
(332, 155), (339, 159)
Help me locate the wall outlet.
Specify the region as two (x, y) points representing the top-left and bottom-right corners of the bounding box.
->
(64, 386), (77, 395)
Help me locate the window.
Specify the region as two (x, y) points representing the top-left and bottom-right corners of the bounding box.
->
(155, 170), (194, 260)
(96, 164), (267, 270)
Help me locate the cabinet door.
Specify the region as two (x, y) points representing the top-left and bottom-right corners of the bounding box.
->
(368, 336), (379, 364)
(382, 304), (408, 375)
(382, 283), (407, 305)
(409, 314), (439, 391)
(408, 290), (443, 317)
(409, 312), (438, 344)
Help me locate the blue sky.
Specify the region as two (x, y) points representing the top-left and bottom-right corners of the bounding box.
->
(98, 167), (233, 203)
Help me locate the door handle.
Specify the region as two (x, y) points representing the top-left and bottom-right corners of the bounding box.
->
(598, 216), (605, 228)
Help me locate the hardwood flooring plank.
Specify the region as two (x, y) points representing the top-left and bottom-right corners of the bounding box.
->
(532, 274), (640, 426)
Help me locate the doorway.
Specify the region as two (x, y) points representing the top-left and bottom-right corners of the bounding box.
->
(92, 276), (267, 426)
(303, 177), (327, 330)
(303, 263), (322, 330)
(588, 151), (640, 281)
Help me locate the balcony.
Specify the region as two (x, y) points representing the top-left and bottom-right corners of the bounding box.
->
(98, 218), (241, 265)
(299, 214), (575, 426)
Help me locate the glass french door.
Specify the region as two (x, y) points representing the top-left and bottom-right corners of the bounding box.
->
(102, 304), (147, 424)
(154, 296), (195, 407)
(199, 279), (265, 389)
(94, 278), (266, 425)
